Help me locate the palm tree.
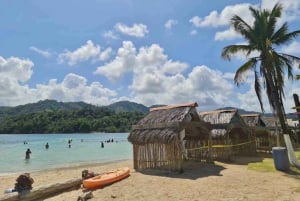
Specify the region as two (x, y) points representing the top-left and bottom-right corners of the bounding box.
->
(221, 3), (300, 134)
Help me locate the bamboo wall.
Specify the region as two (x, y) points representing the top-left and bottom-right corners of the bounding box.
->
(255, 135), (277, 152)
(133, 142), (183, 172)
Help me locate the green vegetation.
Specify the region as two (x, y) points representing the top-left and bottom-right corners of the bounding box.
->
(0, 100), (146, 134)
(222, 3), (300, 134)
(248, 151), (300, 174)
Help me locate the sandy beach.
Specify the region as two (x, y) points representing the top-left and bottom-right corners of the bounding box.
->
(1, 157), (300, 201)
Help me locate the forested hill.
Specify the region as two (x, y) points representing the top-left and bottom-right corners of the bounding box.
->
(0, 100), (148, 134)
(0, 99), (149, 120)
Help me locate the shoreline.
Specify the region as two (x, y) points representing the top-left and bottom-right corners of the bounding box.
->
(0, 159), (131, 176)
(1, 157), (300, 201)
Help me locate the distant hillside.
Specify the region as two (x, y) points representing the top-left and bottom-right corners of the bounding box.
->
(0, 99), (97, 120)
(107, 101), (149, 114)
(0, 99), (150, 121)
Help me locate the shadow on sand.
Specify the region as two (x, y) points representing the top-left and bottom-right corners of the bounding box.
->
(137, 161), (225, 180)
(136, 153), (276, 180)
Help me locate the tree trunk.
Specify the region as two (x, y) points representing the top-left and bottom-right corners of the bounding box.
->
(263, 64), (289, 135)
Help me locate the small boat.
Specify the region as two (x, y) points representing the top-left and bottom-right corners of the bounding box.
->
(82, 167), (130, 189)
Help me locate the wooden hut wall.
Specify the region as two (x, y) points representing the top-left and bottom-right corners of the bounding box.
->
(129, 103), (212, 171)
(133, 141), (183, 171)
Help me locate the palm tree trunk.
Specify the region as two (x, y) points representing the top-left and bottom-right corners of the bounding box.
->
(263, 67), (289, 135)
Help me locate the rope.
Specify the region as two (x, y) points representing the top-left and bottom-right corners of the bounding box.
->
(186, 140), (256, 151)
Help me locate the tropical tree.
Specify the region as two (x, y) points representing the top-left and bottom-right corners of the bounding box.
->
(221, 3), (300, 134)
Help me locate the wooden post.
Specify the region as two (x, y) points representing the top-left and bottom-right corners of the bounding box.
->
(293, 94), (300, 127)
(207, 132), (212, 163)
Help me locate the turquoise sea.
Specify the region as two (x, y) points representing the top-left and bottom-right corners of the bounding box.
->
(0, 133), (132, 175)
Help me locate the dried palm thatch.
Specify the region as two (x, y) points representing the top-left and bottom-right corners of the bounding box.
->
(199, 109), (255, 160)
(241, 114), (275, 151)
(241, 114), (266, 127)
(128, 102), (211, 172)
(199, 109), (251, 141)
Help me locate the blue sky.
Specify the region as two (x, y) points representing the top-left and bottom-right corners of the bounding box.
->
(0, 0), (299, 113)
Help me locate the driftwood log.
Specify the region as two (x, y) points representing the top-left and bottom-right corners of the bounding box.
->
(0, 178), (82, 201)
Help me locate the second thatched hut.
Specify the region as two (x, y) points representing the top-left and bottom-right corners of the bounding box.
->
(199, 109), (255, 160)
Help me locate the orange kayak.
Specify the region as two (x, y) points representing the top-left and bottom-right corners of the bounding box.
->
(82, 167), (130, 189)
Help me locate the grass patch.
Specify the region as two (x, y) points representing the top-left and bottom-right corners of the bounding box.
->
(248, 158), (276, 172)
(248, 151), (300, 174)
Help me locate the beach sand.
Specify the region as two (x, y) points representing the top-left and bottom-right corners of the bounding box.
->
(1, 156), (300, 201)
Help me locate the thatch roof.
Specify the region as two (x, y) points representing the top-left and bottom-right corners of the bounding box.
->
(260, 116), (279, 129)
(128, 102), (210, 145)
(199, 109), (242, 125)
(241, 114), (266, 127)
(199, 109), (250, 138)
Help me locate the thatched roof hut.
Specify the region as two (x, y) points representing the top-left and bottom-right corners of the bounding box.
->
(240, 114), (266, 127)
(198, 109), (252, 142)
(241, 114), (270, 137)
(198, 109), (255, 160)
(241, 114), (275, 151)
(128, 102), (211, 172)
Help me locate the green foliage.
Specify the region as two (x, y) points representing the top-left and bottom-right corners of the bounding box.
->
(0, 107), (144, 134)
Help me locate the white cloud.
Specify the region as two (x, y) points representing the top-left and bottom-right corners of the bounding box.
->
(189, 16), (202, 28)
(58, 40), (111, 66)
(94, 41), (137, 80)
(0, 56), (33, 83)
(190, 30), (198, 35)
(190, 3), (253, 28)
(94, 41), (188, 81)
(281, 41), (300, 55)
(114, 23), (149, 38)
(165, 19), (178, 29)
(99, 47), (113, 61)
(29, 46), (52, 58)
(215, 28), (241, 41)
(103, 30), (119, 40)
(94, 41), (237, 110)
(0, 56), (117, 106)
(35, 73), (117, 105)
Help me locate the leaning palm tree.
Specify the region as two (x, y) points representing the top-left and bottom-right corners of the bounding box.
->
(222, 3), (300, 134)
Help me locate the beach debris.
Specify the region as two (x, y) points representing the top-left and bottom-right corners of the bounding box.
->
(0, 178), (82, 201)
(82, 170), (98, 180)
(111, 194), (117, 198)
(15, 173), (34, 193)
(77, 191), (93, 201)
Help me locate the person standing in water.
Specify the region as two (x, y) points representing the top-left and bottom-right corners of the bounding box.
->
(45, 142), (49, 149)
(25, 149), (31, 159)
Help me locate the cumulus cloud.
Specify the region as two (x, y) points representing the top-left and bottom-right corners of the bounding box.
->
(94, 41), (188, 81)
(29, 46), (52, 58)
(0, 56), (33, 83)
(165, 19), (178, 29)
(35, 73), (117, 105)
(193, 1), (300, 41)
(0, 56), (117, 106)
(114, 23), (149, 38)
(215, 28), (241, 41)
(94, 41), (137, 80)
(103, 30), (119, 40)
(94, 41), (238, 110)
(58, 40), (111, 66)
(190, 3), (253, 28)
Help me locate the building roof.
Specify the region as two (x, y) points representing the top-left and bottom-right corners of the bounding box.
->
(128, 102), (210, 145)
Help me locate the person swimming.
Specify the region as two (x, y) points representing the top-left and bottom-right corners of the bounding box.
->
(25, 148), (31, 159)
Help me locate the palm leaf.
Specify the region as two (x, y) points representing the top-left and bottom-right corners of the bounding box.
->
(234, 58), (257, 86)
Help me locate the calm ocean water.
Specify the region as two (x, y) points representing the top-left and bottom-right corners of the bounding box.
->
(0, 133), (132, 175)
